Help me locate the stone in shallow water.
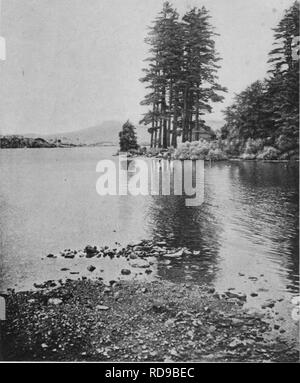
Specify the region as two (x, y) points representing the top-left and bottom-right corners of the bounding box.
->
(164, 249), (184, 258)
(64, 252), (75, 259)
(121, 269), (131, 275)
(129, 259), (150, 268)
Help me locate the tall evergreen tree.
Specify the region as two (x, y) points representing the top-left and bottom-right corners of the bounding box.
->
(140, 2), (225, 148)
(222, 1), (299, 157)
(267, 1), (299, 140)
(181, 7), (226, 142)
(140, 2), (182, 148)
(119, 120), (138, 152)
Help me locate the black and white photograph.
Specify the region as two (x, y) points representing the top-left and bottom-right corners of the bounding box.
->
(0, 0), (299, 365)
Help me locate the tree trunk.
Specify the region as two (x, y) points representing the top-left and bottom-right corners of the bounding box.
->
(172, 87), (178, 148)
(167, 80), (173, 147)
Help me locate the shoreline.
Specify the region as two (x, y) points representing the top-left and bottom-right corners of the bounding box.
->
(1, 146), (299, 163)
(1, 240), (299, 362)
(2, 278), (299, 362)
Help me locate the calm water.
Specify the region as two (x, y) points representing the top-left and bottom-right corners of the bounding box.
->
(0, 147), (299, 338)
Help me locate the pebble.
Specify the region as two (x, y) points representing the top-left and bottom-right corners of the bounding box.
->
(96, 305), (110, 311)
(48, 298), (63, 305)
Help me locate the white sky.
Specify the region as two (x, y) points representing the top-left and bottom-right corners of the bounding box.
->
(0, 0), (294, 135)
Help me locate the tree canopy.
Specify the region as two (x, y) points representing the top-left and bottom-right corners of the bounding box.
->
(221, 1), (299, 158)
(140, 2), (226, 148)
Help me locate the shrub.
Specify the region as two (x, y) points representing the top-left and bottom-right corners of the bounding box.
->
(174, 140), (226, 161)
(222, 137), (244, 157)
(275, 135), (297, 152)
(244, 138), (264, 154)
(207, 148), (228, 161)
(240, 153), (257, 160)
(256, 146), (280, 160)
(147, 147), (161, 156)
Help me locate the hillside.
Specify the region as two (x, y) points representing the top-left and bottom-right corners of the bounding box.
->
(18, 119), (224, 148)
(22, 121), (150, 146)
(42, 121), (150, 146)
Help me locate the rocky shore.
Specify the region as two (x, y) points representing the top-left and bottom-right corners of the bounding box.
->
(1, 240), (299, 362)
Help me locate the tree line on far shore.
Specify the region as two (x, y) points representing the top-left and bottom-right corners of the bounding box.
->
(221, 1), (299, 160)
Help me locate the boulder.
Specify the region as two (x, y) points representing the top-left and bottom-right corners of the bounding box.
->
(85, 245), (98, 258)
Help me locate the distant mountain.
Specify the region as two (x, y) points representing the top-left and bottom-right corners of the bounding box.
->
(26, 121), (151, 147)
(45, 120), (123, 145)
(21, 119), (223, 147)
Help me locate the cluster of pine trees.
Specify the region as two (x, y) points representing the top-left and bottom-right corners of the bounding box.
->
(221, 1), (299, 159)
(140, 2), (226, 149)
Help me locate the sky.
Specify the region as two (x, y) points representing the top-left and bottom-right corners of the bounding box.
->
(0, 0), (295, 135)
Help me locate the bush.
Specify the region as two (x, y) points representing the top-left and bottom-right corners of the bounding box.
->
(174, 140), (226, 161)
(244, 138), (264, 154)
(256, 146), (280, 160)
(207, 148), (228, 161)
(279, 148), (299, 160)
(275, 135), (297, 152)
(222, 137), (244, 157)
(240, 153), (257, 160)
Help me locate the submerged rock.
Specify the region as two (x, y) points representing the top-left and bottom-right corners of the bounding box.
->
(121, 269), (131, 275)
(164, 249), (184, 258)
(130, 259), (150, 268)
(64, 252), (75, 259)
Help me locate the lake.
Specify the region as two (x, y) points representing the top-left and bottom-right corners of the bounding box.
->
(0, 147), (299, 339)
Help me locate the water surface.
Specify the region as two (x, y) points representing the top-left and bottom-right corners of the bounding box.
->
(0, 147), (299, 339)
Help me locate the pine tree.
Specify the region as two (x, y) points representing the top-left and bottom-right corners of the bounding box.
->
(119, 120), (138, 152)
(140, 2), (225, 148)
(267, 1), (299, 140)
(222, 2), (299, 157)
(222, 81), (273, 143)
(181, 7), (225, 142)
(140, 2), (183, 148)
